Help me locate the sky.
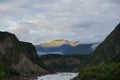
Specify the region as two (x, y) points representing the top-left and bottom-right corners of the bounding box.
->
(0, 0), (120, 44)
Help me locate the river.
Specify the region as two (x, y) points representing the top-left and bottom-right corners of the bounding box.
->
(36, 73), (78, 80)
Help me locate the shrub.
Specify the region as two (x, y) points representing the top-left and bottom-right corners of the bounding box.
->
(79, 63), (120, 80)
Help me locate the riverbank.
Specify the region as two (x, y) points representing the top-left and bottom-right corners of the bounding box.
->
(36, 72), (78, 80)
(17, 72), (50, 80)
(72, 77), (80, 80)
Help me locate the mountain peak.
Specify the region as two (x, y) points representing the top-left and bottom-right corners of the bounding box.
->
(52, 39), (69, 43)
(39, 39), (78, 47)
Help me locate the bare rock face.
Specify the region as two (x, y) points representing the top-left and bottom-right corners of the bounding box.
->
(0, 31), (47, 75)
(89, 23), (120, 64)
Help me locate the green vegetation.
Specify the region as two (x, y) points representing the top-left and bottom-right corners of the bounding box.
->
(78, 63), (120, 80)
(40, 54), (89, 60)
(40, 54), (89, 72)
(0, 64), (20, 80)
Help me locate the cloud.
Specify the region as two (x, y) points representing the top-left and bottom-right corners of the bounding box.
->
(0, 0), (120, 44)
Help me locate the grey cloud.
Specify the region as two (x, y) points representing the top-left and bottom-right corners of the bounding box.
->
(0, 0), (120, 44)
(107, 0), (120, 4)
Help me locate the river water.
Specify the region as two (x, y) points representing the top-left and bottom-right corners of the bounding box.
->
(37, 73), (78, 80)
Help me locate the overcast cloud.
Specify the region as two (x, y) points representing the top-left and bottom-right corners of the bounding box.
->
(0, 0), (120, 44)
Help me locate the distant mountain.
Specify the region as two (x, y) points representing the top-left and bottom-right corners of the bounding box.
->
(35, 39), (78, 55)
(0, 31), (47, 76)
(89, 23), (120, 64)
(36, 44), (74, 52)
(39, 39), (77, 47)
(64, 43), (99, 55)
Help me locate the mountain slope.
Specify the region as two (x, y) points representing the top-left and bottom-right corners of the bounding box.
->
(40, 54), (89, 72)
(0, 31), (47, 75)
(36, 44), (73, 52)
(89, 23), (120, 64)
(64, 43), (99, 55)
(73, 23), (120, 80)
(39, 39), (77, 47)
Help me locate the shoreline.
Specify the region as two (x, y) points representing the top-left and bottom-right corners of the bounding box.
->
(36, 72), (78, 80)
(17, 72), (78, 80)
(18, 72), (50, 80)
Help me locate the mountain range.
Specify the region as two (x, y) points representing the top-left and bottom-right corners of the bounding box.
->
(0, 22), (120, 80)
(64, 43), (99, 55)
(38, 23), (120, 73)
(35, 39), (99, 55)
(35, 39), (77, 55)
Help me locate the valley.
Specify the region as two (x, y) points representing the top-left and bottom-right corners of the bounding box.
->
(0, 23), (120, 80)
(0, 0), (120, 80)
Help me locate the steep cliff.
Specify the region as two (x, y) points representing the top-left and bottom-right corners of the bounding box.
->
(89, 23), (120, 64)
(0, 31), (47, 75)
(73, 23), (120, 80)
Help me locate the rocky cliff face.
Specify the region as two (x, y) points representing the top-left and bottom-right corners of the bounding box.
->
(89, 23), (120, 64)
(0, 31), (47, 75)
